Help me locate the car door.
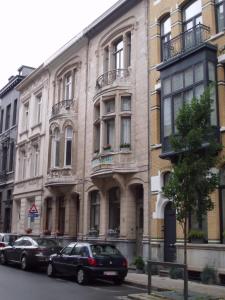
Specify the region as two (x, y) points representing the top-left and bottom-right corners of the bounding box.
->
(6, 238), (23, 262)
(67, 245), (88, 275)
(53, 243), (75, 274)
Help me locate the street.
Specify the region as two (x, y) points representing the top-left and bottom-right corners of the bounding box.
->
(0, 265), (145, 300)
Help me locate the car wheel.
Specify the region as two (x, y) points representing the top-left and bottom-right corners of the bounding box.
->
(77, 268), (88, 285)
(0, 252), (7, 265)
(113, 277), (124, 285)
(21, 255), (29, 271)
(47, 263), (55, 277)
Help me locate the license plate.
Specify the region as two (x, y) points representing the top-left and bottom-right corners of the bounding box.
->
(104, 271), (117, 276)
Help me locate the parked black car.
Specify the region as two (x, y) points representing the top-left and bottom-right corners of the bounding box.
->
(47, 242), (128, 285)
(0, 233), (20, 248)
(0, 236), (61, 270)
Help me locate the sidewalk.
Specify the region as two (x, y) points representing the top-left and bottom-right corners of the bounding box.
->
(125, 271), (225, 299)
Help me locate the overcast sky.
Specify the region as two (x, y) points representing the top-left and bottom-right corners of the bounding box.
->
(0, 0), (118, 88)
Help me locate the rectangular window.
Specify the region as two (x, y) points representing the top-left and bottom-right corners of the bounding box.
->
(104, 47), (109, 73)
(9, 141), (14, 172)
(12, 99), (17, 126)
(94, 124), (100, 152)
(126, 32), (131, 67)
(90, 191), (100, 231)
(105, 119), (115, 147)
(121, 117), (131, 145)
(64, 74), (72, 100)
(121, 96), (131, 111)
(0, 109), (4, 133)
(23, 102), (29, 131)
(172, 73), (183, 91)
(5, 104), (11, 130)
(105, 99), (115, 114)
(163, 97), (172, 137)
(2, 146), (7, 172)
(35, 94), (42, 125)
(216, 0), (225, 32)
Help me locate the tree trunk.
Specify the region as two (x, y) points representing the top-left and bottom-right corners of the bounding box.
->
(183, 216), (188, 300)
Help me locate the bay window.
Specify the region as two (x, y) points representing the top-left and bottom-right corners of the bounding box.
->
(160, 48), (218, 154)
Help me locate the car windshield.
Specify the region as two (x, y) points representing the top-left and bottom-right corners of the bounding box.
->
(91, 244), (121, 256)
(34, 238), (58, 247)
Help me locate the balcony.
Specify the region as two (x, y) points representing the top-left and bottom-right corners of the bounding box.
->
(162, 24), (210, 62)
(45, 168), (76, 186)
(51, 100), (74, 118)
(96, 69), (130, 90)
(0, 171), (7, 184)
(91, 152), (137, 178)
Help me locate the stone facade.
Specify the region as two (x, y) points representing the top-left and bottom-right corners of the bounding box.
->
(0, 66), (34, 232)
(12, 0), (149, 263)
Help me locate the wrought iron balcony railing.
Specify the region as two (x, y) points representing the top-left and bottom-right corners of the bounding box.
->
(162, 24), (210, 62)
(96, 69), (129, 89)
(51, 99), (74, 117)
(0, 171), (7, 183)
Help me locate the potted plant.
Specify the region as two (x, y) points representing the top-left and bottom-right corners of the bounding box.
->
(188, 229), (205, 243)
(25, 228), (32, 234)
(43, 229), (51, 235)
(103, 144), (111, 151)
(133, 256), (145, 273)
(88, 228), (99, 237)
(120, 143), (131, 151)
(107, 228), (119, 238)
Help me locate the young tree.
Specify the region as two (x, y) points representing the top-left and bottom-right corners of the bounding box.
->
(163, 87), (222, 299)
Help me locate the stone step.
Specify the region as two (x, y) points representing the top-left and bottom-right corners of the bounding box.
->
(127, 293), (169, 300)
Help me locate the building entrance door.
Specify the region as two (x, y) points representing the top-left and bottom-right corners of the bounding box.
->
(164, 201), (176, 262)
(135, 185), (143, 257)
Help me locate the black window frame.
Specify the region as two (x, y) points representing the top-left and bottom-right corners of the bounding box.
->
(5, 104), (11, 131)
(12, 99), (17, 126)
(160, 47), (218, 154)
(160, 15), (171, 61)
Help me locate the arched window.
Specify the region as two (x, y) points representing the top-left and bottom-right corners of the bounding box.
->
(160, 16), (171, 60)
(51, 128), (60, 168)
(64, 127), (72, 166)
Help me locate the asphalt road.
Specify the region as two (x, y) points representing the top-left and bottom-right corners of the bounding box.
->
(0, 264), (145, 300)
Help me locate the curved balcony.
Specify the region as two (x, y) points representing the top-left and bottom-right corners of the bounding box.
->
(91, 152), (137, 178)
(96, 69), (130, 90)
(45, 168), (76, 186)
(51, 100), (74, 118)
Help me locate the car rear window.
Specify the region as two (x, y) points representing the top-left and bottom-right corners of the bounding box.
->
(3, 235), (18, 243)
(34, 239), (58, 247)
(91, 244), (121, 256)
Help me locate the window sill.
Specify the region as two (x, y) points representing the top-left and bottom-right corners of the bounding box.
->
(208, 31), (225, 42)
(31, 122), (42, 130)
(20, 130), (28, 136)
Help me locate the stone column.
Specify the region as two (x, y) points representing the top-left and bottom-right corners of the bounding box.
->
(99, 189), (107, 238)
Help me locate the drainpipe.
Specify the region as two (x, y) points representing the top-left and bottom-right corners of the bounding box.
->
(81, 37), (90, 240)
(145, 0), (152, 295)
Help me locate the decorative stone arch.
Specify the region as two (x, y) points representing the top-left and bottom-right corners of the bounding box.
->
(49, 122), (60, 134)
(98, 16), (135, 49)
(62, 119), (74, 132)
(153, 169), (172, 219)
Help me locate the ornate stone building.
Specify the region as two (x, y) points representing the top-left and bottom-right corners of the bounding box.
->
(12, 0), (149, 262)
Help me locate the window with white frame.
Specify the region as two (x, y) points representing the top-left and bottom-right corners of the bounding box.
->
(93, 95), (132, 154)
(64, 73), (72, 100)
(23, 102), (29, 132)
(30, 142), (39, 177)
(34, 94), (42, 125)
(64, 127), (72, 166)
(19, 150), (27, 180)
(114, 39), (124, 70)
(51, 128), (60, 168)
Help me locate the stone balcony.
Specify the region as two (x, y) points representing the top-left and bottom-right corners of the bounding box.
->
(50, 99), (75, 120)
(91, 151), (137, 178)
(45, 168), (76, 186)
(95, 68), (130, 91)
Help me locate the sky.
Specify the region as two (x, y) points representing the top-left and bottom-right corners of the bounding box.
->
(0, 0), (118, 88)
